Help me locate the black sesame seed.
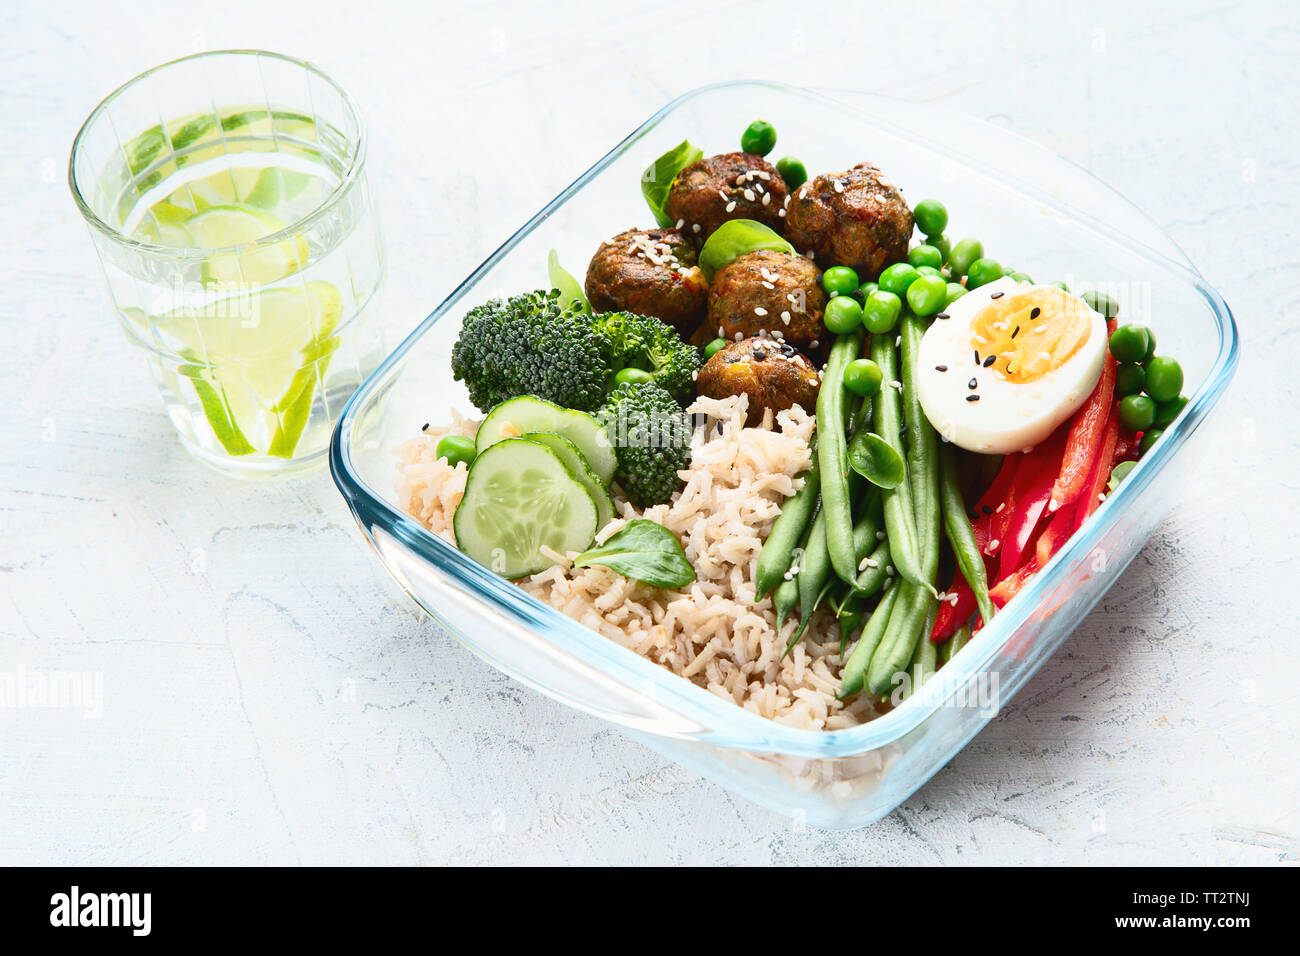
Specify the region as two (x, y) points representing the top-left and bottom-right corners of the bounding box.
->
(935, 364), (948, 372)
(1011, 325), (1020, 339)
(969, 509), (979, 520)
(968, 377), (978, 389)
(974, 349), (981, 365)
(983, 354), (997, 368)
(1030, 307), (1041, 319)
(752, 348), (767, 361)
(966, 394), (981, 402)
(991, 291), (1004, 299)
(936, 312), (950, 320)
(421, 423), (430, 431)
(982, 505), (994, 515)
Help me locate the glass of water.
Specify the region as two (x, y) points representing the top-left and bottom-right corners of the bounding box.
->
(69, 50), (386, 479)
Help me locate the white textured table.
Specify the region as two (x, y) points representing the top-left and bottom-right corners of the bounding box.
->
(2, 0), (1296, 865)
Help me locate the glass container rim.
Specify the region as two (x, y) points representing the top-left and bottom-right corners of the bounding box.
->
(330, 80), (1239, 761)
(68, 48), (368, 259)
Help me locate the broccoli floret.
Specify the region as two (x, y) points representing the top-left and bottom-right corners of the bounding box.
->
(591, 310), (701, 404)
(599, 382), (694, 507)
(451, 290), (613, 412)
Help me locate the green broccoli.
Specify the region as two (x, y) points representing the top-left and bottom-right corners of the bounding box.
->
(599, 381), (694, 507)
(589, 310), (701, 405)
(451, 290), (612, 412)
(450, 291), (701, 413)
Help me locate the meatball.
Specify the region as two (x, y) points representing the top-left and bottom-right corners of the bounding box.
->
(584, 227), (709, 336)
(697, 337), (821, 426)
(665, 152), (788, 242)
(707, 249), (826, 349)
(784, 162), (913, 279)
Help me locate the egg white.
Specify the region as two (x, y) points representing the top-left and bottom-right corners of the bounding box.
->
(916, 276), (1107, 455)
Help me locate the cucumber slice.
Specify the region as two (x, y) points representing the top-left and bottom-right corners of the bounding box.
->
(453, 438), (597, 578)
(476, 396), (617, 485)
(520, 431), (616, 529)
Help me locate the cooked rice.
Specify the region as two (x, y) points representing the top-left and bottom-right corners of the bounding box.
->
(395, 394), (884, 730)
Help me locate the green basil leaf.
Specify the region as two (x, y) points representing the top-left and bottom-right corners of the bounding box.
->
(698, 219), (796, 281)
(573, 518), (695, 589)
(641, 140), (702, 228)
(547, 249), (589, 312)
(848, 430), (905, 489)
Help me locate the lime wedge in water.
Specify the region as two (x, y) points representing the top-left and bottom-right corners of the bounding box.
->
(187, 203), (309, 286)
(157, 281), (343, 457)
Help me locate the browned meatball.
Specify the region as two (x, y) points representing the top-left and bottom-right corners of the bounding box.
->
(707, 249), (826, 349)
(784, 162), (913, 279)
(696, 337), (821, 427)
(665, 152), (788, 242)
(584, 227), (709, 336)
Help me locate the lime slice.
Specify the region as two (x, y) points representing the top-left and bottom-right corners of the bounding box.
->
(187, 204), (309, 286)
(156, 281), (342, 455)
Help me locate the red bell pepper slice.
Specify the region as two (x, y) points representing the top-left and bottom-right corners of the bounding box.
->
(931, 574), (977, 642)
(1049, 348), (1117, 514)
(998, 431), (1066, 580)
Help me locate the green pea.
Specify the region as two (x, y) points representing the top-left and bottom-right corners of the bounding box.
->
(703, 337), (728, 361)
(1108, 324), (1151, 363)
(1009, 271), (1033, 283)
(1143, 356), (1183, 403)
(1119, 394), (1156, 432)
(775, 156), (807, 190)
(741, 119), (777, 157)
(1114, 363), (1146, 397)
(906, 274), (948, 317)
(822, 265), (860, 297)
(862, 290), (902, 334)
(878, 262), (919, 296)
(615, 367), (654, 386)
(1108, 459), (1137, 493)
(944, 282), (967, 306)
(915, 266), (943, 278)
(824, 295), (863, 334)
(1082, 289), (1119, 319)
(1139, 429), (1163, 456)
(928, 234), (951, 264)
(1142, 328), (1158, 363)
(913, 199), (948, 238)
(1049, 280), (1070, 292)
(908, 244), (944, 270)
(858, 281), (879, 300)
(1152, 395), (1187, 429)
(949, 238), (984, 277)
(436, 434), (477, 468)
(844, 358), (884, 397)
(966, 257), (1004, 290)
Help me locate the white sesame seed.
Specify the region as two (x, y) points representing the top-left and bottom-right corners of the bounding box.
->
(995, 503), (1005, 513)
(693, 223), (701, 234)
(762, 281), (775, 290)
(718, 190), (730, 201)
(876, 530), (886, 540)
(743, 189), (755, 202)
(725, 201), (737, 213)
(762, 192), (771, 206)
(781, 311), (791, 324)
(778, 208), (786, 218)
(675, 218), (685, 229)
(754, 307), (768, 317)
(734, 332), (743, 341)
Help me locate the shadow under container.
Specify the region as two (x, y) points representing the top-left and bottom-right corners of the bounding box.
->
(331, 83), (1237, 828)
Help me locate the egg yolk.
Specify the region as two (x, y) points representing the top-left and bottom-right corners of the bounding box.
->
(969, 287), (1093, 384)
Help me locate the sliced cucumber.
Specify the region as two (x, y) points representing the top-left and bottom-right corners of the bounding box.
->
(521, 431), (616, 529)
(476, 396), (617, 485)
(453, 438), (597, 578)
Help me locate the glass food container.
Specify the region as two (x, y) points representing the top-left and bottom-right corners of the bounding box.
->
(330, 83), (1237, 829)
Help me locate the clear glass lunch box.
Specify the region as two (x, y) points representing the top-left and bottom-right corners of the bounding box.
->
(330, 83), (1238, 829)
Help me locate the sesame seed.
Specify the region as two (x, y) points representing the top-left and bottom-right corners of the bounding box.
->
(693, 223), (701, 234)
(762, 280), (775, 290)
(762, 192), (771, 206)
(968, 377), (978, 389)
(1011, 325), (1020, 339)
(1031, 307), (1041, 319)
(675, 218), (685, 229)
(935, 364), (948, 372)
(421, 422), (430, 431)
(891, 379), (903, 390)
(936, 312), (949, 320)
(966, 394), (981, 402)
(991, 291), (1004, 299)
(754, 307), (768, 316)
(833, 178), (845, 193)
(974, 349), (981, 364)
(734, 332), (744, 341)
(743, 189), (756, 202)
(781, 311), (791, 325)
(778, 209), (787, 218)
(896, 335), (901, 347)
(725, 201), (737, 213)
(988, 538), (1000, 551)
(810, 339), (820, 348)
(718, 190), (730, 201)
(983, 354), (996, 368)
(981, 505), (993, 515)
(995, 502), (1005, 513)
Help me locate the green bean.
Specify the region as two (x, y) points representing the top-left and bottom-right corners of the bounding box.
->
(755, 443), (821, 597)
(795, 508), (831, 633)
(867, 580), (935, 695)
(905, 604), (939, 698)
(817, 329), (866, 585)
(838, 583), (900, 698)
(939, 625), (971, 664)
(773, 504), (817, 625)
(938, 442), (996, 625)
(900, 312), (941, 577)
(870, 333), (928, 591)
(852, 540), (891, 595)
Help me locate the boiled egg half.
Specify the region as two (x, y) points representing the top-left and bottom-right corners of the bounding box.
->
(917, 276), (1107, 454)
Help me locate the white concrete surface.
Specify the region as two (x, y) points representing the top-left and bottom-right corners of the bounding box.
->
(2, 0), (1297, 864)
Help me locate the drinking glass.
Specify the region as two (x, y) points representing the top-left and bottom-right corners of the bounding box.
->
(70, 50), (386, 478)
